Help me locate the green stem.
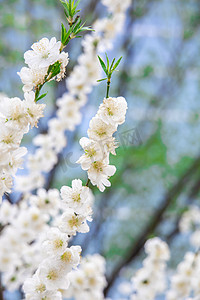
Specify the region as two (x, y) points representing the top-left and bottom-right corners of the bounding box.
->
(106, 78), (111, 98)
(86, 178), (90, 187)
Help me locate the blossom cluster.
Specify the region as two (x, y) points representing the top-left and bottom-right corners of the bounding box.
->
(0, 0), (131, 298)
(0, 35), (70, 201)
(16, 0), (131, 193)
(77, 96), (127, 191)
(0, 92), (45, 202)
(130, 237), (170, 300)
(18, 37), (69, 93)
(22, 92), (128, 299)
(166, 251), (200, 300)
(63, 254), (107, 300)
(22, 179), (92, 299)
(179, 205), (200, 248)
(0, 189), (61, 290)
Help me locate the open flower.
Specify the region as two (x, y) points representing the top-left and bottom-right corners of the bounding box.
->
(88, 116), (116, 141)
(88, 160), (116, 192)
(61, 179), (93, 214)
(24, 37), (61, 68)
(97, 96), (127, 126)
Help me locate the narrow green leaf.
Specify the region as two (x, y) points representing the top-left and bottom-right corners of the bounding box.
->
(36, 92), (48, 102)
(73, 0), (80, 11)
(105, 53), (109, 72)
(78, 26), (94, 32)
(73, 18), (82, 33)
(64, 9), (69, 19)
(34, 89), (40, 101)
(69, 0), (72, 16)
(48, 61), (61, 79)
(97, 78), (107, 82)
(61, 23), (67, 44)
(110, 58), (115, 70)
(98, 56), (108, 75)
(112, 56), (122, 72)
(60, 0), (69, 16)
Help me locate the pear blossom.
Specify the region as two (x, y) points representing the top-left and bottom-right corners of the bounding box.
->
(30, 188), (61, 216)
(58, 208), (91, 235)
(16, 0), (131, 193)
(57, 93), (82, 130)
(0, 126), (23, 151)
(24, 91), (46, 128)
(63, 254), (107, 300)
(59, 245), (81, 270)
(0, 174), (13, 198)
(98, 96), (128, 126)
(88, 160), (116, 192)
(4, 2), (132, 298)
(56, 51), (69, 81)
(37, 257), (69, 291)
(131, 238), (170, 300)
(0, 96), (29, 130)
(24, 37), (61, 68)
(77, 137), (107, 170)
(88, 116), (117, 141)
(18, 66), (48, 92)
(23, 271), (62, 300)
(42, 228), (69, 256)
(0, 200), (18, 225)
(60, 179), (93, 214)
(4, 147), (27, 176)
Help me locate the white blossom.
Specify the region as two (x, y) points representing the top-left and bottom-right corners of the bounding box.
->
(24, 37), (61, 68)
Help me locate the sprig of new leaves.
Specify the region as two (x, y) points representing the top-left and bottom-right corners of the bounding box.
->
(98, 54), (122, 98)
(34, 0), (92, 102)
(60, 0), (93, 49)
(34, 62), (61, 102)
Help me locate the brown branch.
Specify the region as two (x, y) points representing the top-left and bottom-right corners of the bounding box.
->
(104, 155), (200, 296)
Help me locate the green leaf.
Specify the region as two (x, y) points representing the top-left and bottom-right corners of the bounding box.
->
(98, 56), (108, 75)
(63, 27), (73, 45)
(34, 89), (40, 101)
(110, 58), (116, 70)
(72, 0), (81, 13)
(36, 92), (48, 102)
(69, 0), (72, 16)
(78, 26), (94, 32)
(60, 0), (69, 16)
(47, 61), (61, 79)
(97, 78), (107, 82)
(73, 17), (82, 33)
(112, 56), (122, 72)
(105, 53), (109, 73)
(61, 23), (67, 44)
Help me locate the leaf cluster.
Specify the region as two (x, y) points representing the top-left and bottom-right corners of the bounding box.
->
(97, 54), (122, 82)
(60, 0), (93, 47)
(35, 61), (61, 102)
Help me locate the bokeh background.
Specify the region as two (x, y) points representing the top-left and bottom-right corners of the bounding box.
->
(1, 0), (200, 299)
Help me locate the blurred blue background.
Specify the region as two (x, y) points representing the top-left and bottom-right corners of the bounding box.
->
(1, 0), (200, 298)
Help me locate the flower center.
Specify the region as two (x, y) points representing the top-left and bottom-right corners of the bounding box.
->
(72, 193), (81, 203)
(47, 270), (58, 281)
(53, 239), (64, 249)
(36, 283), (46, 293)
(68, 215), (79, 228)
(61, 251), (72, 263)
(85, 147), (96, 157)
(93, 161), (103, 173)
